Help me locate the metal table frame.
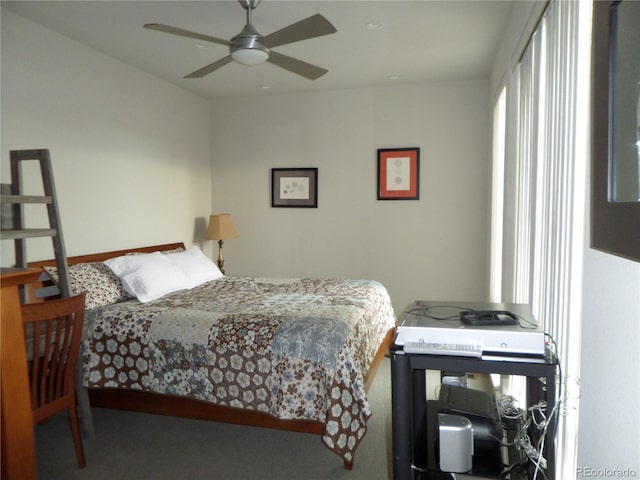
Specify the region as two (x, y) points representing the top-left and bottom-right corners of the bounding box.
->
(391, 348), (559, 480)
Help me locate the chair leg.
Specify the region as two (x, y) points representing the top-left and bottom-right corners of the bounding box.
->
(67, 401), (86, 469)
(76, 358), (95, 439)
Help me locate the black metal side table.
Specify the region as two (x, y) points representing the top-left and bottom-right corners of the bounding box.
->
(390, 347), (559, 480)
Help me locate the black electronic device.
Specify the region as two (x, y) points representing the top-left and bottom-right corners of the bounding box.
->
(460, 310), (518, 326)
(438, 385), (502, 445)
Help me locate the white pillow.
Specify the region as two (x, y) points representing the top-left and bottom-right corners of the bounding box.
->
(164, 246), (223, 288)
(104, 252), (191, 303)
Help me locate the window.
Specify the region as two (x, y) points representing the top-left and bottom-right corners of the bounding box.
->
(491, 1), (592, 478)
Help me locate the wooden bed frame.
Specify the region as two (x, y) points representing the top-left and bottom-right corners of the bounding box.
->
(27, 243), (396, 469)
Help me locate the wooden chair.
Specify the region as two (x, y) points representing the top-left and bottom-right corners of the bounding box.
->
(22, 293), (87, 468)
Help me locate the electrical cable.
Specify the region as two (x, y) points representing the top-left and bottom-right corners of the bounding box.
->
(408, 303), (543, 331)
(512, 311), (540, 329)
(495, 390), (560, 480)
(406, 304), (473, 322)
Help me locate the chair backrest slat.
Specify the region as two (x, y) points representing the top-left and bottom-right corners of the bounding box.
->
(52, 316), (66, 400)
(22, 294), (85, 412)
(44, 319), (55, 406)
(30, 321), (42, 410)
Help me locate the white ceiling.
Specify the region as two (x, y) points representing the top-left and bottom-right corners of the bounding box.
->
(2, 0), (513, 100)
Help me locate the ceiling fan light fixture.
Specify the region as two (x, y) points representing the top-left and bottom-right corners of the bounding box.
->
(231, 47), (269, 66)
(230, 23), (269, 66)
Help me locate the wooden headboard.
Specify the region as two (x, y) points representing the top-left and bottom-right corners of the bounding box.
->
(25, 242), (186, 302)
(27, 242), (186, 268)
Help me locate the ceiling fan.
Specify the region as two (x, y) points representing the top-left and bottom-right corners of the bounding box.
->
(144, 0), (337, 80)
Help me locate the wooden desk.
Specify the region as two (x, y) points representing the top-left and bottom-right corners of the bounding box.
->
(1, 268), (40, 480)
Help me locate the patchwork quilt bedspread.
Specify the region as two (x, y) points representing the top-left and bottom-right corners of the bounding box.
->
(82, 276), (396, 463)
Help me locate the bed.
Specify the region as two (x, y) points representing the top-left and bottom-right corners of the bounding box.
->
(27, 243), (396, 468)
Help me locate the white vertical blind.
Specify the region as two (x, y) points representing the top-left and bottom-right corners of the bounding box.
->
(490, 86), (506, 302)
(513, 27), (543, 304)
(494, 0), (592, 478)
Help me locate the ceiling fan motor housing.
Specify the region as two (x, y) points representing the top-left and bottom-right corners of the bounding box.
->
(230, 23), (270, 65)
(238, 0), (261, 10)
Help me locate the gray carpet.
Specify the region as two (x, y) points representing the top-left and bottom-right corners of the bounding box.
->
(35, 357), (394, 480)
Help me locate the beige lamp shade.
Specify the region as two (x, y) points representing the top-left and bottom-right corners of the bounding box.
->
(206, 214), (238, 240)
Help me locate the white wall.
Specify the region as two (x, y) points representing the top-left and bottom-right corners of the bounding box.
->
(1, 9), (212, 264)
(209, 82), (491, 311)
(579, 249), (640, 475)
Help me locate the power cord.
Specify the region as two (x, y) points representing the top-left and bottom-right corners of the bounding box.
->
(406, 304), (472, 322)
(496, 392), (560, 480)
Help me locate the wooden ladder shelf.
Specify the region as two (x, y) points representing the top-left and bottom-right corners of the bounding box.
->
(1, 149), (71, 298)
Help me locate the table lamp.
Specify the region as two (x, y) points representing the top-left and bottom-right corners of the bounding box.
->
(205, 213), (238, 274)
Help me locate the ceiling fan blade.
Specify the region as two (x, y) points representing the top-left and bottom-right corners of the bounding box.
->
(185, 56), (234, 78)
(262, 14), (337, 49)
(144, 23), (231, 48)
(267, 51), (328, 80)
